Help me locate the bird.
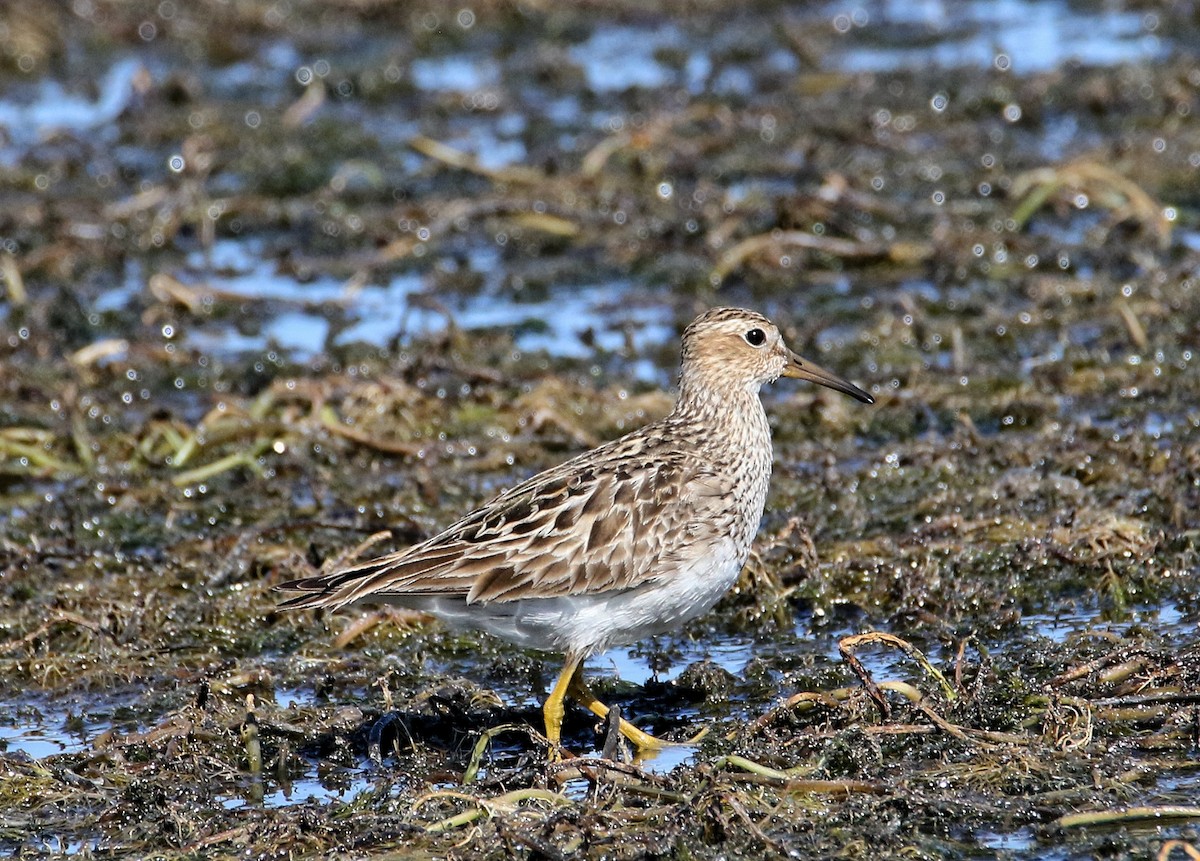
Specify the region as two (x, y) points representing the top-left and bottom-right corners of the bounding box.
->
(278, 307), (874, 754)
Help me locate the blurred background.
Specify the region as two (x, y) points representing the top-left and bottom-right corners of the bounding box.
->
(2, 0), (1194, 376)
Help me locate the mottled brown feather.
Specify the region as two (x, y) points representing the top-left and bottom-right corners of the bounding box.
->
(277, 307), (871, 619)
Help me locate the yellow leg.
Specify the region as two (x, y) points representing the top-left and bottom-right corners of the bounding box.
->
(566, 665), (673, 752)
(543, 659), (709, 756)
(543, 654), (582, 748)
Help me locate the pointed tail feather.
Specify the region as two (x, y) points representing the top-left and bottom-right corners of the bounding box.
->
(274, 543), (474, 610)
(275, 558), (398, 610)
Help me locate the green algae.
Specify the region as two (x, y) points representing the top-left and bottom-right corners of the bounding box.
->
(0, 1), (1199, 859)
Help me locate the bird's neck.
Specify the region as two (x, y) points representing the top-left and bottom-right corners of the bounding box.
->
(672, 375), (774, 549)
(673, 377), (771, 449)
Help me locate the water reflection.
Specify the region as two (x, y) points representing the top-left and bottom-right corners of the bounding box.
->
(109, 239), (677, 375)
(830, 0), (1164, 73)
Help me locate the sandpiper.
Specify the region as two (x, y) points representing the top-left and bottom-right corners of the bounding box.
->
(279, 307), (873, 753)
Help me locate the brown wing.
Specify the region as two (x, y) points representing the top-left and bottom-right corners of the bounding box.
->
(277, 442), (713, 610)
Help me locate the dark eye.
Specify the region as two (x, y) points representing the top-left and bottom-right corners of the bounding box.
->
(744, 328), (766, 346)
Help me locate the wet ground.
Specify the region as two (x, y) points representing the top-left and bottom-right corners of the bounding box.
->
(1, 0), (1199, 857)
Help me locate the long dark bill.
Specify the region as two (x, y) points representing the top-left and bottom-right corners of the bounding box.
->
(782, 352), (874, 404)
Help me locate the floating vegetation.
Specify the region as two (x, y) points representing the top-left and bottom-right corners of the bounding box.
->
(0, 0), (1198, 859)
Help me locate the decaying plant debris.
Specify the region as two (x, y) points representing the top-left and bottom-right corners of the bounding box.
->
(1, 1), (1198, 858)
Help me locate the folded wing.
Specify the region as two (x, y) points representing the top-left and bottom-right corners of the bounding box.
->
(277, 450), (720, 610)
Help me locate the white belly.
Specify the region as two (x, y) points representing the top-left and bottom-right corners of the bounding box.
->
(412, 537), (746, 657)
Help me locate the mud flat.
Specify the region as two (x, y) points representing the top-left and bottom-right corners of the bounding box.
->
(1, 2), (1198, 858)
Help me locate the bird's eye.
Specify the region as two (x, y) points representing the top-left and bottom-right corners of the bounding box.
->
(744, 328), (766, 347)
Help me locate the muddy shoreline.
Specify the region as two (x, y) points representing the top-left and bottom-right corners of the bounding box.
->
(2, 2), (1199, 858)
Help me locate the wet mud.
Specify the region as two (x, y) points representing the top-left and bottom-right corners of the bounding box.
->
(1, 1), (1198, 858)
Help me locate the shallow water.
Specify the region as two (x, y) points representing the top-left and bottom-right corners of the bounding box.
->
(0, 709), (104, 760)
(0, 2), (1190, 367)
(829, 0), (1165, 73)
(1, 1), (1197, 858)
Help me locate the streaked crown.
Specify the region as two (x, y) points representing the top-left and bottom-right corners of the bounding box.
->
(679, 307), (794, 394)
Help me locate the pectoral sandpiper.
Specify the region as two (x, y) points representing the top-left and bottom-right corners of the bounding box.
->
(279, 307), (873, 753)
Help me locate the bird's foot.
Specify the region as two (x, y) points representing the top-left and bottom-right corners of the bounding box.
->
(367, 711), (413, 764)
